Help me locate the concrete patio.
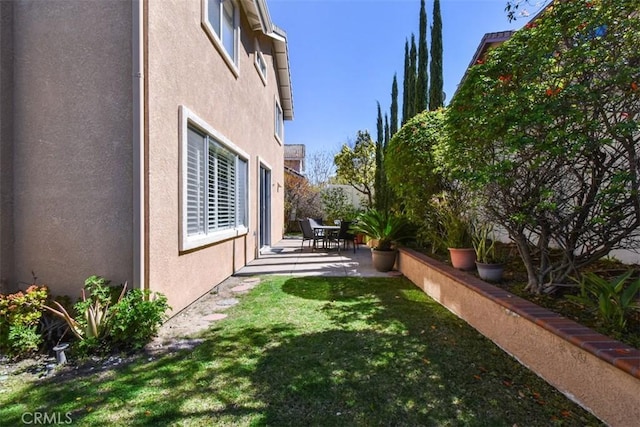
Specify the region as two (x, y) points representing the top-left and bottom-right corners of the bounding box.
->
(235, 236), (399, 277)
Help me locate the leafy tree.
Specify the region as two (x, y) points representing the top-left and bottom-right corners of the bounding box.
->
(390, 74), (399, 136)
(416, 0), (428, 113)
(284, 173), (323, 230)
(321, 187), (359, 222)
(334, 130), (376, 207)
(306, 149), (336, 187)
(386, 109), (447, 248)
(445, 0), (640, 293)
(429, 0), (443, 110)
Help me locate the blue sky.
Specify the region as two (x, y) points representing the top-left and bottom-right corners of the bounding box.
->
(268, 0), (527, 155)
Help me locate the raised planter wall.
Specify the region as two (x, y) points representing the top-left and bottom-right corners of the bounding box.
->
(397, 247), (640, 427)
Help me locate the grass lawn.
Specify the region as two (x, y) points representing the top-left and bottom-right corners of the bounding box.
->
(0, 276), (603, 426)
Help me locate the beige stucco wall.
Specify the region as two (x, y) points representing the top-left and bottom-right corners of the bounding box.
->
(146, 0), (285, 313)
(0, 1), (15, 294)
(397, 249), (640, 427)
(9, 0), (133, 295)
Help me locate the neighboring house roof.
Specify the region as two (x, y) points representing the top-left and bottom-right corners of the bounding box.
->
(240, 0), (294, 120)
(284, 144), (305, 173)
(466, 30), (516, 70)
(454, 2), (556, 99)
(453, 30), (515, 98)
(284, 165), (305, 179)
(284, 143), (305, 159)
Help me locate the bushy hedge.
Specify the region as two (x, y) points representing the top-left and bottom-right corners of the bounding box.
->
(385, 109), (448, 251)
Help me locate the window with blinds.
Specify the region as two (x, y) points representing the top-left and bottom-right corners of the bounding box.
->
(185, 125), (247, 246)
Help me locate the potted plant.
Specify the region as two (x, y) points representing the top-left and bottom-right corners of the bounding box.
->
(350, 209), (414, 272)
(434, 196), (476, 270)
(473, 223), (506, 281)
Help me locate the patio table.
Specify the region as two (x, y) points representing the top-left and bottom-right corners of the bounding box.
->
(312, 225), (340, 249)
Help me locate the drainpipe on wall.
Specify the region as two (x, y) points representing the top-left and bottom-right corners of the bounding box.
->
(132, 0), (146, 290)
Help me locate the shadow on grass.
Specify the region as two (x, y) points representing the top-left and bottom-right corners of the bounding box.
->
(0, 277), (603, 426)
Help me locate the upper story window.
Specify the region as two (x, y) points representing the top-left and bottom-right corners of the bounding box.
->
(203, 0), (239, 75)
(275, 100), (284, 143)
(254, 40), (267, 85)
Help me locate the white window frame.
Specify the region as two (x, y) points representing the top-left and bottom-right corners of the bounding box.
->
(254, 39), (267, 85)
(179, 106), (249, 251)
(274, 99), (284, 144)
(202, 0), (240, 77)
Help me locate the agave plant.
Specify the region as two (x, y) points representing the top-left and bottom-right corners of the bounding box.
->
(350, 209), (414, 251)
(45, 277), (127, 341)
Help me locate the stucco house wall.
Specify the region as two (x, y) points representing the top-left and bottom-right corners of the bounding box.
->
(0, 1), (15, 294)
(1, 0), (291, 314)
(8, 0), (134, 297)
(145, 0), (286, 312)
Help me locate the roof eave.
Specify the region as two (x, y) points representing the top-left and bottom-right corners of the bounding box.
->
(452, 30), (515, 100)
(240, 0), (294, 120)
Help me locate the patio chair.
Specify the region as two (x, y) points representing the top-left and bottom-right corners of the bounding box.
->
(308, 217), (323, 229)
(336, 220), (357, 253)
(299, 219), (323, 251)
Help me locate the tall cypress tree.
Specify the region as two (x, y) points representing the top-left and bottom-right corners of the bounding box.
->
(380, 114), (391, 212)
(416, 0), (428, 113)
(407, 34), (417, 120)
(374, 102), (384, 211)
(390, 74), (398, 137)
(384, 114), (390, 147)
(401, 40), (410, 125)
(429, 0), (444, 110)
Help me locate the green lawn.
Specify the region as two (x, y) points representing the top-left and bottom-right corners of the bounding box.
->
(0, 276), (603, 426)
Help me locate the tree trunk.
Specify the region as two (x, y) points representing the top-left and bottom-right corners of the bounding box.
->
(513, 234), (542, 293)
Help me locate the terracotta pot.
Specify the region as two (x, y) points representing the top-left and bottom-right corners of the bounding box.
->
(448, 247), (476, 270)
(476, 262), (504, 281)
(371, 249), (397, 272)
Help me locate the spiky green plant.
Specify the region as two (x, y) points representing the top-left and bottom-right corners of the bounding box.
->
(567, 271), (640, 332)
(350, 209), (414, 251)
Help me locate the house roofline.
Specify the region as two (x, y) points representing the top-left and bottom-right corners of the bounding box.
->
(284, 165), (305, 179)
(452, 30), (516, 100)
(240, 0), (294, 120)
(465, 30), (516, 70)
(453, 1), (555, 100)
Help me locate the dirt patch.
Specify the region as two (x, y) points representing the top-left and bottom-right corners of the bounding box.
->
(145, 275), (260, 354)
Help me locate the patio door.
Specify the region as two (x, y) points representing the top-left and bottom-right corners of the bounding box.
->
(259, 165), (271, 250)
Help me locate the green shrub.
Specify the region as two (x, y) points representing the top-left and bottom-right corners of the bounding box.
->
(110, 289), (170, 350)
(385, 109), (449, 250)
(567, 271), (640, 333)
(0, 285), (49, 357)
(46, 275), (170, 355)
(321, 187), (360, 223)
(7, 325), (42, 354)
